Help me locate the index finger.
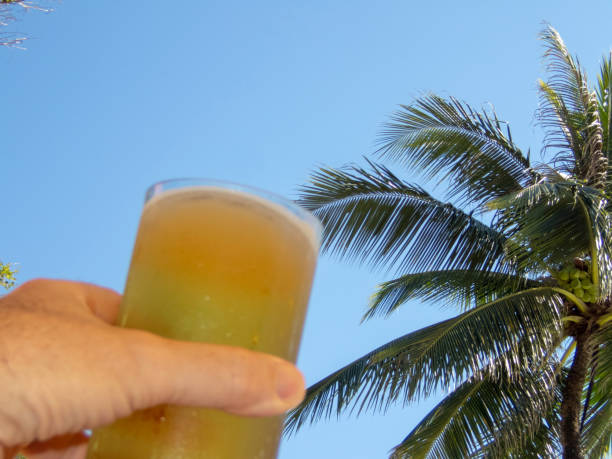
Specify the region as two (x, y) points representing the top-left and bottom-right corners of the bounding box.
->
(12, 279), (122, 324)
(75, 281), (122, 324)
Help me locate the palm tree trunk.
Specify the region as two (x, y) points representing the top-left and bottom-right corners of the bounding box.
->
(560, 328), (593, 459)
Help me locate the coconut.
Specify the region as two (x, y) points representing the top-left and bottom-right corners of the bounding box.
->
(570, 278), (582, 289)
(559, 281), (571, 290)
(581, 278), (592, 288)
(573, 287), (585, 299)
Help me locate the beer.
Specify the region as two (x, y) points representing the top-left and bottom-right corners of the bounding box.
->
(87, 182), (319, 459)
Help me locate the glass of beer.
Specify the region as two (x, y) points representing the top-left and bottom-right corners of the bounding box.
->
(87, 179), (320, 459)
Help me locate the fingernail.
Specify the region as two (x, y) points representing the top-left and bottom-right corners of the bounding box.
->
(275, 363), (304, 403)
(229, 363), (306, 417)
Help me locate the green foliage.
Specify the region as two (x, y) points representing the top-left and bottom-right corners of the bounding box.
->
(287, 24), (612, 459)
(487, 174), (605, 273)
(580, 326), (612, 457)
(389, 366), (560, 459)
(595, 53), (611, 163)
(0, 261), (17, 289)
(377, 94), (532, 207)
(365, 270), (538, 318)
(299, 161), (511, 275)
(285, 288), (563, 435)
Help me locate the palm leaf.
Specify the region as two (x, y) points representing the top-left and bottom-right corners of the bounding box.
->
(538, 25), (592, 174)
(538, 80), (584, 174)
(540, 25), (590, 116)
(389, 367), (558, 459)
(596, 51), (611, 157)
(580, 341), (610, 457)
(580, 399), (611, 458)
(473, 370), (563, 459)
(584, 93), (607, 190)
(598, 52), (612, 199)
(299, 161), (513, 274)
(488, 178), (608, 275)
(376, 94), (532, 207)
(487, 166), (581, 210)
(364, 270), (539, 320)
(591, 198), (612, 297)
(588, 326), (612, 408)
(577, 327), (611, 457)
(538, 26), (608, 190)
(284, 288), (563, 436)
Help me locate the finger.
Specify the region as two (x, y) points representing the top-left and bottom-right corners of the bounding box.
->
(21, 432), (88, 459)
(121, 330), (306, 417)
(74, 282), (122, 324)
(13, 279), (122, 324)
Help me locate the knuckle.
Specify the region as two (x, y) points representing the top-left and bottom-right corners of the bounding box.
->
(12, 279), (64, 308)
(18, 278), (54, 292)
(115, 329), (172, 406)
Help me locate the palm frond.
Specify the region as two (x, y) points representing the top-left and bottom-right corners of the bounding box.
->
(577, 327), (611, 457)
(364, 270), (539, 320)
(596, 52), (611, 163)
(537, 80), (584, 173)
(488, 178), (608, 275)
(538, 26), (592, 173)
(299, 162), (513, 274)
(473, 370), (563, 459)
(537, 26), (608, 189)
(389, 367), (558, 459)
(284, 288), (563, 436)
(580, 398), (611, 458)
(584, 93), (607, 190)
(487, 168), (577, 210)
(601, 59), (612, 213)
(579, 329), (611, 456)
(540, 25), (590, 116)
(589, 326), (612, 405)
(591, 195), (612, 298)
(376, 94), (532, 207)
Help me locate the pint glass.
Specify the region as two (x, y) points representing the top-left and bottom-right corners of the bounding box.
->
(87, 179), (320, 459)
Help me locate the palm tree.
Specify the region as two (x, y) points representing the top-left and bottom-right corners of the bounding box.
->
(285, 26), (611, 458)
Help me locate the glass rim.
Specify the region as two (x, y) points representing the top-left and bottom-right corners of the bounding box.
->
(144, 177), (322, 236)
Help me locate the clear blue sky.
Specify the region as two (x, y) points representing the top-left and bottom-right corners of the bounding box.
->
(2, 1), (612, 457)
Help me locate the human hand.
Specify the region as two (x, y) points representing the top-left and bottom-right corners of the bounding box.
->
(0, 279), (305, 458)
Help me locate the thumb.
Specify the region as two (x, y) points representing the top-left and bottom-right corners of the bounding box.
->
(118, 329), (306, 417)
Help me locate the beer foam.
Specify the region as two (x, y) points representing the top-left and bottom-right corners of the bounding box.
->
(144, 185), (321, 254)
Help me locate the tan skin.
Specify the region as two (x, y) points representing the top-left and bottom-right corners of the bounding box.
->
(0, 279), (306, 458)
